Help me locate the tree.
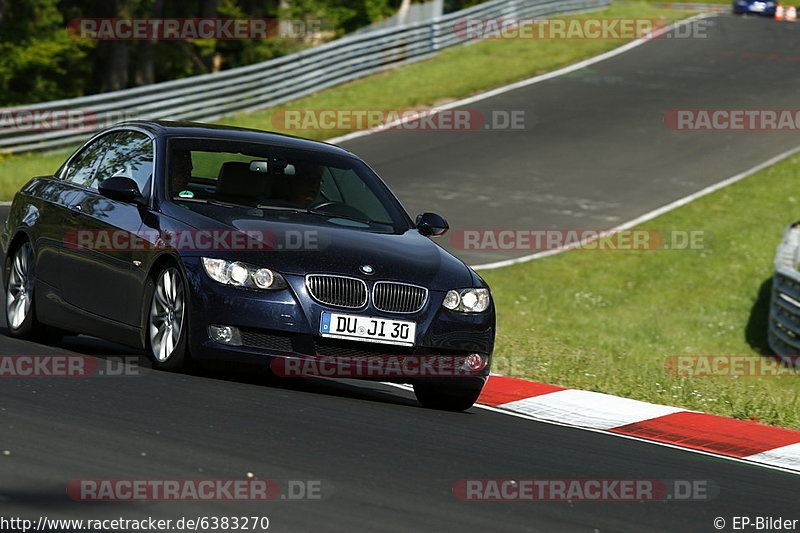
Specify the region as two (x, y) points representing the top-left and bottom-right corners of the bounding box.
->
(0, 0), (426, 105)
(0, 0), (94, 104)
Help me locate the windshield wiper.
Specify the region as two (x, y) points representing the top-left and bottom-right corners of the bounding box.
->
(306, 207), (371, 224)
(255, 204), (370, 224)
(255, 204), (306, 212)
(174, 197), (249, 208)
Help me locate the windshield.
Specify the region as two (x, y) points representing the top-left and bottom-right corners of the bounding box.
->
(166, 137), (411, 230)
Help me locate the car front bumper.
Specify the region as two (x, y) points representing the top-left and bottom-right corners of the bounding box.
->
(180, 257), (495, 381)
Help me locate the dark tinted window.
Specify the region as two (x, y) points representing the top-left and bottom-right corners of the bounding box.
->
(95, 131), (153, 197)
(167, 138), (409, 230)
(62, 134), (113, 188)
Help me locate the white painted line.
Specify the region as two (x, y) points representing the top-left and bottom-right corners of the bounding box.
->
(380, 382), (800, 475)
(500, 389), (686, 430)
(471, 142), (800, 270)
(327, 14), (714, 147)
(745, 442), (800, 470)
(475, 401), (800, 476)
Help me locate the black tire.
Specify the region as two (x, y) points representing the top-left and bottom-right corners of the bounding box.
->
(144, 265), (190, 371)
(5, 240), (63, 343)
(413, 380), (484, 412)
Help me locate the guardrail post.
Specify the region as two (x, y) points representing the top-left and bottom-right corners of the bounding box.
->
(430, 17), (441, 52)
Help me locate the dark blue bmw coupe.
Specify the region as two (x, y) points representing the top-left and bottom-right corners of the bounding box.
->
(1, 121), (494, 410)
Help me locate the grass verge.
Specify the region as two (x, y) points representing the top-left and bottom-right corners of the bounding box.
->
(481, 154), (800, 429)
(0, 1), (692, 200)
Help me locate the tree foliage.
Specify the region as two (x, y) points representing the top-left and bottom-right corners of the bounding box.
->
(0, 0), (475, 106)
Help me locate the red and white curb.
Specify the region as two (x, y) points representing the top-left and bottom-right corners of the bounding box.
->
(476, 375), (800, 473)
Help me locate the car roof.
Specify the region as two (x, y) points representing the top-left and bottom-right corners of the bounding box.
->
(115, 120), (357, 158)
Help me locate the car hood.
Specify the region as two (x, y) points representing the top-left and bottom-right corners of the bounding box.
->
(169, 206), (475, 290)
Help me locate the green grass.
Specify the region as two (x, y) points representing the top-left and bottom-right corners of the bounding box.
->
(0, 151), (72, 201)
(482, 154), (800, 429)
(643, 0), (730, 5)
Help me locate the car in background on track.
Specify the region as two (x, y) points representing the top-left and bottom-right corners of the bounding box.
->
(1, 121), (494, 411)
(769, 221), (800, 356)
(733, 0), (777, 15)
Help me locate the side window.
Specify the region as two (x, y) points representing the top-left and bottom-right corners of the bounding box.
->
(95, 131), (154, 197)
(62, 134), (113, 188)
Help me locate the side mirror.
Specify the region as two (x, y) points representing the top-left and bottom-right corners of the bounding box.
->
(99, 176), (141, 203)
(416, 212), (449, 237)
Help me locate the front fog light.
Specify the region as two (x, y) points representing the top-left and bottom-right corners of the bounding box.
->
(209, 325), (242, 346)
(462, 353), (487, 371)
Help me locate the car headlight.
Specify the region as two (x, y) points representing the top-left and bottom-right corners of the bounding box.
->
(201, 257), (287, 289)
(442, 288), (491, 313)
(775, 223), (800, 273)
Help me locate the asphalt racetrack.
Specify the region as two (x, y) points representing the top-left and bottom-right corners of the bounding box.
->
(343, 14), (800, 266)
(1, 13), (799, 532)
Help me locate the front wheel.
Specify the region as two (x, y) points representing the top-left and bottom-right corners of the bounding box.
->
(146, 266), (189, 371)
(413, 380), (484, 411)
(5, 241), (62, 343)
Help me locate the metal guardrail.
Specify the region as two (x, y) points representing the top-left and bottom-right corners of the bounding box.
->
(0, 0), (607, 154)
(651, 3), (729, 12)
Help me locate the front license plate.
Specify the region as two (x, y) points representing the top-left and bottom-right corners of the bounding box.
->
(320, 312), (416, 346)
